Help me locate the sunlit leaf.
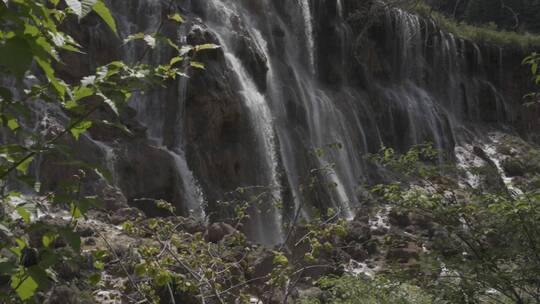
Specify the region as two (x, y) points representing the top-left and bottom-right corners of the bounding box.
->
(70, 120), (92, 140)
(11, 273), (38, 300)
(168, 13), (184, 23)
(190, 61), (205, 69)
(93, 0), (117, 35)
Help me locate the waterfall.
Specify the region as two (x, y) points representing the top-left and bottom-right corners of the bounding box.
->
(14, 0), (518, 246)
(107, 0), (207, 219)
(300, 0), (316, 73)
(224, 53), (283, 244)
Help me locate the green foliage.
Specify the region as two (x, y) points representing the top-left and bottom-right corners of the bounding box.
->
(408, 2), (540, 48)
(0, 0), (219, 302)
(427, 0), (540, 33)
(299, 275), (432, 304)
(369, 144), (540, 303)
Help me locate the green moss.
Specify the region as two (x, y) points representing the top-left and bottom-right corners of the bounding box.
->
(406, 2), (540, 49)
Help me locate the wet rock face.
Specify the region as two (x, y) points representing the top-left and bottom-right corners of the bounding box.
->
(183, 24), (267, 219)
(115, 142), (187, 215)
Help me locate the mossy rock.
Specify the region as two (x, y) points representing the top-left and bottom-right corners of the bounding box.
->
(502, 158), (527, 177)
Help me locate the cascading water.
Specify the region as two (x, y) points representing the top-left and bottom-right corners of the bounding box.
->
(300, 0), (316, 74)
(103, 0), (207, 219)
(23, 0), (523, 246)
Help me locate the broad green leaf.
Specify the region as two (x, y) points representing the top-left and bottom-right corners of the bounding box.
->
(7, 118), (19, 130)
(93, 0), (117, 35)
(16, 206), (31, 223)
(36, 58), (66, 97)
(16, 156), (34, 174)
(70, 120), (92, 140)
(0, 37), (33, 79)
(73, 86), (94, 101)
(27, 266), (51, 290)
(59, 228), (81, 252)
(11, 273), (38, 300)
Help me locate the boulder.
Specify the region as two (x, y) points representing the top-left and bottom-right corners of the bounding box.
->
(344, 243), (369, 261)
(115, 143), (188, 216)
(388, 209), (411, 227)
(345, 220), (371, 244)
(386, 242), (421, 263)
(204, 222), (238, 243)
(502, 158), (526, 177)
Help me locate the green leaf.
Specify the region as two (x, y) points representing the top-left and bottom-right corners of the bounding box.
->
(124, 32), (145, 44)
(168, 13), (184, 23)
(93, 0), (117, 35)
(190, 61), (205, 70)
(36, 58), (66, 97)
(0, 222), (12, 236)
(73, 86), (94, 101)
(169, 56), (183, 66)
(11, 273), (38, 300)
(70, 203), (82, 219)
(42, 232), (57, 248)
(16, 156), (34, 174)
(7, 118), (19, 130)
(70, 120), (92, 140)
(0, 37), (33, 79)
(66, 0), (96, 18)
(0, 262), (16, 276)
(66, 0), (82, 16)
(195, 43), (220, 52)
(97, 92), (118, 116)
(59, 228), (81, 252)
(27, 266), (51, 290)
(16, 206), (31, 224)
(93, 260), (104, 270)
(81, 0), (97, 17)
